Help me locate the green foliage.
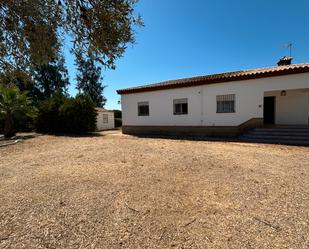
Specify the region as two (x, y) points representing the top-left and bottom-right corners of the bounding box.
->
(113, 109), (122, 127)
(0, 56), (69, 104)
(113, 109), (122, 119)
(0, 0), (61, 71)
(34, 56), (69, 100)
(114, 118), (122, 128)
(0, 0), (142, 73)
(76, 56), (106, 107)
(35, 92), (66, 132)
(36, 94), (96, 134)
(0, 84), (37, 137)
(59, 95), (97, 133)
(1, 1), (141, 134)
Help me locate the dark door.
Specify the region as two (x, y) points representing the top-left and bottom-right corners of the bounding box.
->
(264, 96), (275, 124)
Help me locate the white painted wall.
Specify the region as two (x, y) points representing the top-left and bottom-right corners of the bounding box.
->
(96, 111), (115, 130)
(122, 87), (202, 126)
(265, 90), (309, 125)
(121, 73), (309, 126)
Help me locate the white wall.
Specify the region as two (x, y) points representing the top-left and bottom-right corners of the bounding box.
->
(121, 73), (309, 126)
(265, 90), (309, 125)
(121, 87), (203, 126)
(96, 111), (115, 130)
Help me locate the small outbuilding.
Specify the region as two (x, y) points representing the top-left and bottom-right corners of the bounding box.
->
(95, 108), (115, 131)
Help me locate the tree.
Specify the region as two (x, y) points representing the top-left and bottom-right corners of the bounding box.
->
(76, 56), (106, 107)
(36, 93), (96, 133)
(35, 92), (66, 132)
(59, 95), (97, 133)
(34, 55), (69, 100)
(113, 109), (122, 127)
(0, 84), (36, 138)
(0, 69), (39, 101)
(0, 0), (61, 74)
(0, 0), (142, 75)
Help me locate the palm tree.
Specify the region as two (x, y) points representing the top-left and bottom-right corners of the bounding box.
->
(0, 84), (36, 138)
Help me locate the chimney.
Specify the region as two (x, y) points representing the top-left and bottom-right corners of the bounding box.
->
(277, 56), (293, 66)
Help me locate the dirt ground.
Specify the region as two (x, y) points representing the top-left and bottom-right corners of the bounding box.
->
(0, 131), (308, 249)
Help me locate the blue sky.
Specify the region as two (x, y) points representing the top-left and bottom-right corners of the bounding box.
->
(65, 0), (309, 110)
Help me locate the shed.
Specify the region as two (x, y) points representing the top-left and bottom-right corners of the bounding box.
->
(95, 108), (115, 131)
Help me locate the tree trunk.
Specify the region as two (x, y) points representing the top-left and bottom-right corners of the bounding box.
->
(4, 113), (15, 139)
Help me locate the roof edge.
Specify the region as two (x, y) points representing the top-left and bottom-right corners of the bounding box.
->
(117, 63), (309, 95)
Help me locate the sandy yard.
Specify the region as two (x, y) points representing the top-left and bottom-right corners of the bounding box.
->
(0, 131), (308, 249)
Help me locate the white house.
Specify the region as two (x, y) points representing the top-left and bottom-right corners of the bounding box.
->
(96, 108), (115, 131)
(117, 59), (309, 138)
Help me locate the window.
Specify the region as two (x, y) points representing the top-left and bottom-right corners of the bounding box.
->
(103, 114), (108, 123)
(173, 98), (188, 115)
(216, 94), (235, 113)
(138, 101), (149, 116)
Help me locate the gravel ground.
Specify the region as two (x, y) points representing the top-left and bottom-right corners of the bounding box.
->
(0, 131), (308, 249)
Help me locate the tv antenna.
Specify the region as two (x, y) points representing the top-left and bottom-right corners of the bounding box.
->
(286, 43), (293, 57)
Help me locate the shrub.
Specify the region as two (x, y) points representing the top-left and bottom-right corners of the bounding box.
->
(36, 92), (65, 132)
(59, 95), (97, 133)
(113, 109), (122, 119)
(36, 94), (96, 134)
(113, 109), (122, 127)
(0, 84), (37, 138)
(114, 118), (122, 127)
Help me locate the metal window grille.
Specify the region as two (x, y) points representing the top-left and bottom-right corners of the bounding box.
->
(103, 114), (108, 123)
(216, 94), (235, 113)
(138, 101), (149, 116)
(173, 98), (188, 115)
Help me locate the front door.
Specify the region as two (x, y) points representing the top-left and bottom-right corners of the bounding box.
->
(264, 96), (275, 124)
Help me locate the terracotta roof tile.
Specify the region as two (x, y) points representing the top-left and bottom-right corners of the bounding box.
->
(117, 63), (309, 94)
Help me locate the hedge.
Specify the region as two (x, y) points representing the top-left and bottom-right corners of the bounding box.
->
(36, 94), (97, 133)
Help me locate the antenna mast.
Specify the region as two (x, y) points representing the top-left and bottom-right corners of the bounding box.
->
(287, 43), (293, 57)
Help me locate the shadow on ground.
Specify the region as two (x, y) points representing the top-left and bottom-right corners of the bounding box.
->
(129, 134), (307, 147)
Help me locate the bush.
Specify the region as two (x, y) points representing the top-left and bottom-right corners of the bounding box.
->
(36, 94), (97, 134)
(113, 109), (122, 127)
(114, 118), (122, 127)
(0, 105), (35, 134)
(113, 109), (122, 119)
(59, 95), (97, 133)
(36, 93), (65, 132)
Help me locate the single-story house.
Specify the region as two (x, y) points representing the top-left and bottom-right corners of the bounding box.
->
(96, 108), (115, 131)
(117, 58), (309, 138)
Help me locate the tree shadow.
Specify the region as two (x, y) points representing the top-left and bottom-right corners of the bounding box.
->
(15, 133), (41, 140)
(37, 132), (105, 138)
(0, 132), (40, 141)
(1, 131), (105, 142)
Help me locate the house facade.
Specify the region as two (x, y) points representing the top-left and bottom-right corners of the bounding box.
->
(117, 63), (309, 137)
(96, 108), (115, 131)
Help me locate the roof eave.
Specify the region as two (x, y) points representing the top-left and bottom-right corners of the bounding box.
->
(117, 65), (309, 95)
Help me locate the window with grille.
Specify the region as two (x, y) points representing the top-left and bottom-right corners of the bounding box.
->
(103, 114), (108, 123)
(216, 94), (235, 113)
(173, 98), (188, 115)
(138, 101), (149, 116)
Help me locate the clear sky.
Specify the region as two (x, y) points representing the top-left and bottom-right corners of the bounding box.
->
(65, 0), (309, 110)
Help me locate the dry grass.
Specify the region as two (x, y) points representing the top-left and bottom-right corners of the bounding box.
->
(0, 131), (308, 249)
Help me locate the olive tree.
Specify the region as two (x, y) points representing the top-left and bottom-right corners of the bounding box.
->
(0, 0), (142, 74)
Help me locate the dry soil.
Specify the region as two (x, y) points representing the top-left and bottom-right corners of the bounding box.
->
(0, 131), (308, 248)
